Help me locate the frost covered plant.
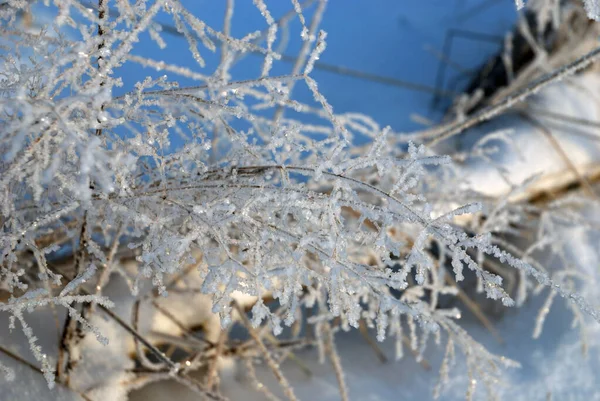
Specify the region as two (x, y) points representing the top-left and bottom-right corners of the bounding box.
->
(1, 1), (600, 400)
(517, 0), (600, 20)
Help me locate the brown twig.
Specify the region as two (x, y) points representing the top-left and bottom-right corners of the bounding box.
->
(151, 300), (215, 347)
(244, 357), (282, 401)
(232, 300), (299, 401)
(402, 335), (432, 371)
(263, 332), (312, 378)
(444, 274), (504, 345)
(358, 319), (388, 363)
(322, 323), (349, 401)
(205, 330), (227, 392)
(94, 223), (123, 300)
(521, 112), (598, 198)
(101, 301), (227, 401)
(57, 216), (90, 385)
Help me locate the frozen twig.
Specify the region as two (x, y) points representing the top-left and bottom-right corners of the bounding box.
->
(424, 44), (600, 146)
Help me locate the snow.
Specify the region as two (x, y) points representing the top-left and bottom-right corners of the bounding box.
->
(441, 73), (600, 199)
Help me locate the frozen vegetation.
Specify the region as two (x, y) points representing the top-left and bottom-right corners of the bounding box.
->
(2, 1), (600, 400)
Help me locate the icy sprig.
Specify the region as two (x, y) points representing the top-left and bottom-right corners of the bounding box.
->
(1, 0), (599, 399)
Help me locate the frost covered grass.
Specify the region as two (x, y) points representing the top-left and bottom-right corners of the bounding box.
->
(2, 1), (600, 400)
